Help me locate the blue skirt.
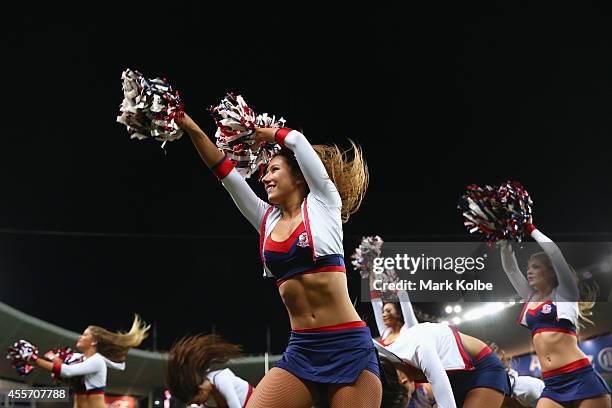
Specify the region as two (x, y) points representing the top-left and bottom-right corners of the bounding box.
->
(275, 322), (380, 384)
(446, 351), (511, 406)
(541, 363), (611, 403)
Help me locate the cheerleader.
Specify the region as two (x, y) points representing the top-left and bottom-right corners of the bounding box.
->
(370, 285), (510, 407)
(178, 114), (379, 408)
(31, 315), (149, 408)
(165, 334), (254, 408)
(499, 221), (611, 407)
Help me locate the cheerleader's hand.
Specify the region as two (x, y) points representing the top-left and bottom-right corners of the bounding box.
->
(252, 127), (277, 150)
(176, 112), (199, 132)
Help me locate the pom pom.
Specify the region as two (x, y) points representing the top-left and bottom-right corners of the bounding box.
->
(210, 93), (285, 179)
(6, 340), (39, 376)
(458, 181), (533, 243)
(352, 235), (399, 287)
(44, 346), (74, 363)
(44, 348), (83, 384)
(351, 236), (384, 279)
(116, 68), (184, 146)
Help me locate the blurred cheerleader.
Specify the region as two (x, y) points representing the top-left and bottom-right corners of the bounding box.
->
(178, 114), (379, 408)
(499, 220), (611, 407)
(33, 315), (149, 408)
(370, 270), (510, 408)
(165, 334), (254, 408)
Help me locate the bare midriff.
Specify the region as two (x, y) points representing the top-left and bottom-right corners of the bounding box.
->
(279, 272), (361, 330)
(532, 331), (587, 372)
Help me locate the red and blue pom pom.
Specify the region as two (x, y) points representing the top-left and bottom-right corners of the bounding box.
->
(459, 181), (533, 243)
(6, 340), (39, 376)
(117, 68), (185, 147)
(351, 236), (384, 279)
(210, 93), (285, 179)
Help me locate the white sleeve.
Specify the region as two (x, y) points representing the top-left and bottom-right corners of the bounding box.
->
(371, 296), (387, 339)
(212, 370), (242, 408)
(397, 290), (419, 329)
(281, 130), (342, 207)
(530, 228), (578, 300)
(413, 344), (457, 408)
(102, 356), (126, 371)
(499, 240), (532, 299)
(217, 162), (271, 232)
(58, 355), (104, 378)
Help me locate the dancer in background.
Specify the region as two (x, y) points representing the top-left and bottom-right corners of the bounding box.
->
(178, 112), (379, 408)
(499, 220), (611, 407)
(368, 270), (509, 407)
(29, 315), (149, 408)
(165, 334), (253, 408)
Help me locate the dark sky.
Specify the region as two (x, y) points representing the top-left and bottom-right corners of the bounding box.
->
(1, 2), (612, 354)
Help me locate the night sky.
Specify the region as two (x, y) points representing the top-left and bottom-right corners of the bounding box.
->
(1, 2), (612, 354)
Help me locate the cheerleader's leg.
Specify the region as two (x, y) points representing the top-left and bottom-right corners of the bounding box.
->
(245, 367), (314, 408)
(462, 387), (505, 408)
(327, 370), (382, 408)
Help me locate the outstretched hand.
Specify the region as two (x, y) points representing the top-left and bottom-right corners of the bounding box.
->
(251, 127), (277, 151)
(175, 112), (198, 132)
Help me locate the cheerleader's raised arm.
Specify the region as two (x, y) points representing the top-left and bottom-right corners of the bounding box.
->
(177, 113), (270, 232)
(527, 224), (579, 300)
(498, 240), (532, 299)
(266, 128), (342, 206)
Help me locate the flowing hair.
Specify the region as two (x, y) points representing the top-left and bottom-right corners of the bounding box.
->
(275, 140), (369, 223)
(529, 252), (597, 330)
(165, 334), (243, 403)
(87, 314), (150, 362)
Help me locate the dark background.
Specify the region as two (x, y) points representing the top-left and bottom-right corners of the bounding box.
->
(1, 2), (612, 354)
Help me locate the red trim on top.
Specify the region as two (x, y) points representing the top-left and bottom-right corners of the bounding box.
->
(379, 337), (394, 347)
(293, 320), (366, 333)
(259, 207), (274, 270)
(52, 362), (62, 376)
(542, 358), (590, 378)
(449, 326), (473, 370)
(302, 198), (316, 262)
(370, 290), (381, 300)
(264, 223), (306, 252)
(276, 266), (346, 287)
(211, 156), (235, 181)
(242, 384), (253, 408)
(474, 346), (493, 362)
(517, 293), (534, 327)
(526, 223), (537, 234)
(275, 128), (292, 147)
(531, 328), (576, 337)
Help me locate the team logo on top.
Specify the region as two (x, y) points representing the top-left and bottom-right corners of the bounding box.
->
(297, 231), (310, 248)
(541, 304), (552, 314)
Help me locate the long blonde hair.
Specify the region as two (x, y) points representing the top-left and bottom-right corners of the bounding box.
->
(277, 140), (369, 223)
(529, 252), (596, 329)
(88, 314), (150, 362)
(313, 141), (369, 223)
